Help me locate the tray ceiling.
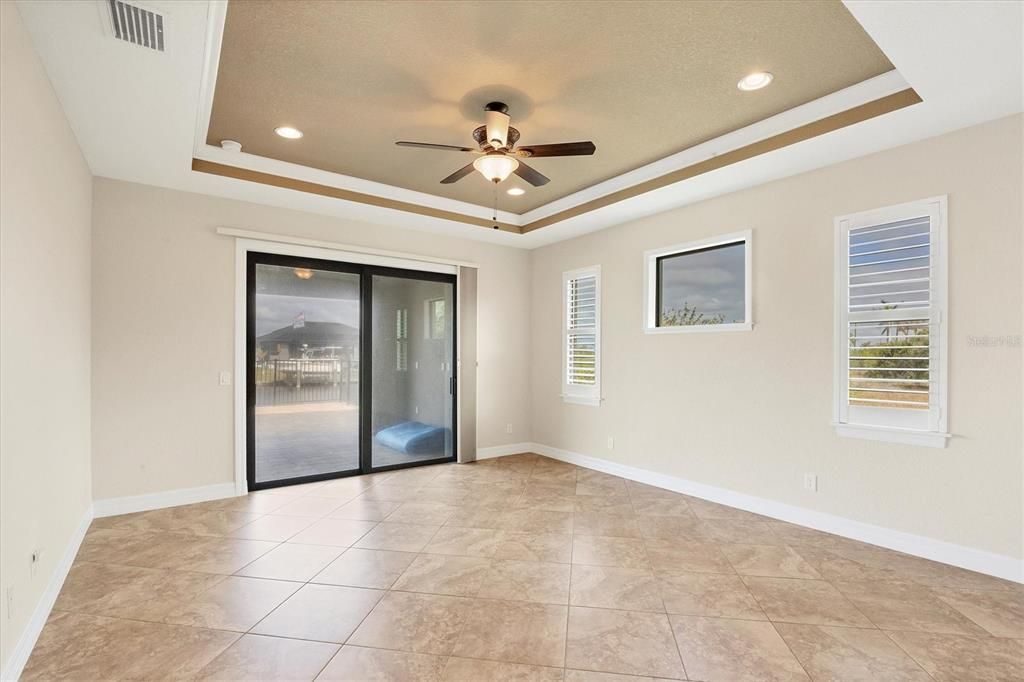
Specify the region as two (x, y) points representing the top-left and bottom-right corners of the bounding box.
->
(206, 0), (893, 213)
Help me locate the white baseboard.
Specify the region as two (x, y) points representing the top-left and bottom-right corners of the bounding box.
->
(475, 442), (535, 460)
(504, 442), (1022, 584)
(92, 482), (237, 518)
(1, 506), (93, 682)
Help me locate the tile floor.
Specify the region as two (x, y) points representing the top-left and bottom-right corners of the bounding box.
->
(22, 454), (1023, 681)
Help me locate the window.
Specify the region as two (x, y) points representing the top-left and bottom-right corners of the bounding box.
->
(396, 308), (408, 371)
(834, 196), (948, 447)
(425, 298), (446, 339)
(643, 230), (752, 333)
(563, 266), (600, 405)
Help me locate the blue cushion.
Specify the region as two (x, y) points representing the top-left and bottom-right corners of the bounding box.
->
(375, 421), (449, 455)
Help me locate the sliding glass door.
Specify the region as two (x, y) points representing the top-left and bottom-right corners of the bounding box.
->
(247, 253), (456, 489)
(367, 271), (456, 470)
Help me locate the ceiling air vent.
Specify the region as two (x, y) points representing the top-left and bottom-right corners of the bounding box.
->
(106, 0), (164, 51)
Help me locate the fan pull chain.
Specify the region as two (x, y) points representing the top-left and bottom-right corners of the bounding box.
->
(492, 185), (499, 230)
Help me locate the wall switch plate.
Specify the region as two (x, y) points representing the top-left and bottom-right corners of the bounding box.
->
(218, 371), (232, 386)
(803, 473), (818, 492)
(607, 436), (614, 450)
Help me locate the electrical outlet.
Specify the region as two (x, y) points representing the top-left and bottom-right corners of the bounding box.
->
(803, 473), (818, 492)
(607, 436), (614, 450)
(218, 371), (232, 386)
(505, 423), (513, 434)
(30, 549), (41, 577)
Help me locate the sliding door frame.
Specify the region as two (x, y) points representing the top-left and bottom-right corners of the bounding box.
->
(234, 237), (461, 495)
(362, 266), (458, 475)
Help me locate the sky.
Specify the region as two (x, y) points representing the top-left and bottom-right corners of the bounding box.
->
(255, 294), (360, 336)
(659, 242), (745, 324)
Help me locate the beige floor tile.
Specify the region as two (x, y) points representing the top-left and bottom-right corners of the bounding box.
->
(195, 633), (338, 681)
(500, 509), (575, 534)
(273, 495), (347, 518)
(630, 496), (693, 517)
(235, 542), (343, 582)
(570, 565), (664, 612)
(162, 575), (300, 631)
(385, 501), (458, 525)
(515, 489), (577, 512)
(686, 498), (766, 522)
(252, 583), (384, 643)
(55, 562), (225, 622)
(774, 623), (930, 681)
(572, 536), (650, 569)
(95, 507), (260, 537)
(670, 615), (809, 682)
(425, 526), (504, 557)
(312, 547), (417, 589)
(229, 514), (316, 541)
(288, 518), (379, 547)
(315, 476), (378, 498)
(452, 599), (568, 667)
(477, 560), (572, 604)
(392, 553), (492, 596)
(494, 532), (574, 563)
(443, 507), (508, 529)
(643, 538), (734, 575)
(574, 512), (642, 538)
(329, 498), (403, 521)
(348, 591), (473, 654)
(354, 521), (439, 551)
(174, 536), (282, 574)
(359, 484), (423, 502)
(574, 494), (636, 515)
(564, 671), (661, 682)
(565, 606), (684, 679)
(931, 585), (1024, 638)
(719, 544), (822, 579)
(885, 630), (1024, 682)
(833, 580), (989, 634)
(213, 492), (293, 514)
(576, 477), (628, 497)
(626, 480), (679, 500)
(698, 518), (783, 544)
(21, 611), (239, 681)
(316, 645), (447, 681)
(442, 656), (565, 681)
(637, 516), (706, 541)
(658, 572), (765, 619)
(743, 576), (873, 627)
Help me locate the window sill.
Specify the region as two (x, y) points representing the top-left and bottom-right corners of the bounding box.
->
(562, 395), (601, 407)
(644, 322), (753, 335)
(833, 423), (951, 448)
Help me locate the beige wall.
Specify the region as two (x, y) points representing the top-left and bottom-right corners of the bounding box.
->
(0, 2), (93, 671)
(530, 114), (1023, 560)
(91, 179), (531, 500)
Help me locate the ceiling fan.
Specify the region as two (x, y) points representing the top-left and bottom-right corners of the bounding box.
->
(395, 102), (596, 187)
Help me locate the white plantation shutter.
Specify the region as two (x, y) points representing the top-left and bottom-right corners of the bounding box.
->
(564, 267), (601, 405)
(834, 197), (948, 444)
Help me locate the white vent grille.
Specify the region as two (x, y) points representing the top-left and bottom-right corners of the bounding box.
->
(107, 0), (164, 51)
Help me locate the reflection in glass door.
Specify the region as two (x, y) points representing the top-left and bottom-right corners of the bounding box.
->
(248, 254), (362, 488)
(368, 271), (456, 470)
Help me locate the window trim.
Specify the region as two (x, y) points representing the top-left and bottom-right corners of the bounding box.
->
(562, 265), (601, 406)
(642, 230), (753, 334)
(832, 195), (950, 447)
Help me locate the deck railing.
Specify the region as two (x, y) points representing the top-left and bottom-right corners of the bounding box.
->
(255, 358), (359, 406)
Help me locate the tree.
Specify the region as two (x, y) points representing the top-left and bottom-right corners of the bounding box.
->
(661, 303), (725, 326)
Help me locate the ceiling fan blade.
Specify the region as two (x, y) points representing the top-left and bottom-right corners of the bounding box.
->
(514, 161), (550, 187)
(440, 163), (476, 184)
(396, 141), (477, 153)
(515, 141), (596, 158)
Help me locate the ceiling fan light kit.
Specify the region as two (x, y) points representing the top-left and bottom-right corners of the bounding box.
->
(395, 101), (596, 187)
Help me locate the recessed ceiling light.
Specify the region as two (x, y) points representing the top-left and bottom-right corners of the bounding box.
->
(274, 126), (304, 139)
(737, 72), (774, 91)
(507, 187), (525, 196)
